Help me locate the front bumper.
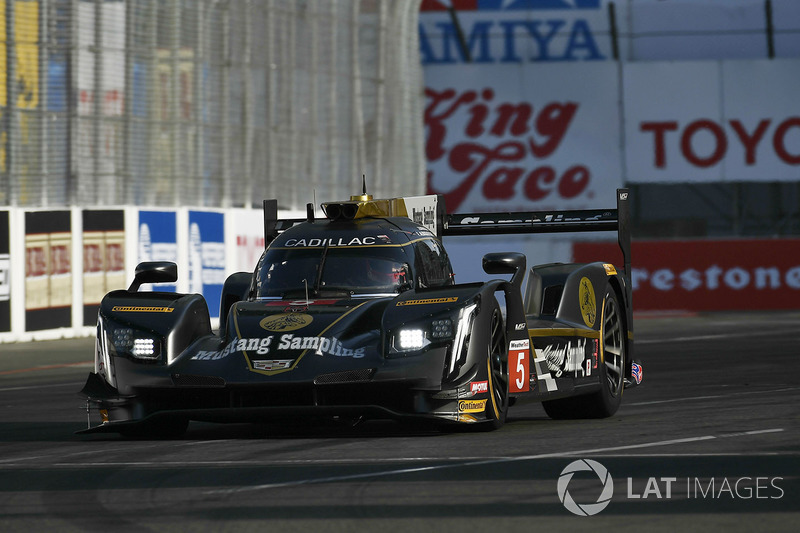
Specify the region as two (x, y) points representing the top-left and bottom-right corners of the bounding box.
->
(78, 354), (488, 434)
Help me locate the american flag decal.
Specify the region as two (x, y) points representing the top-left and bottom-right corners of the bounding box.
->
(631, 362), (643, 385)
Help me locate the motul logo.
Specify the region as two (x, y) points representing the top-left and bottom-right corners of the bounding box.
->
(470, 380), (489, 394)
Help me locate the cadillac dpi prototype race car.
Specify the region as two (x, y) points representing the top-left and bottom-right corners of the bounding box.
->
(79, 188), (642, 436)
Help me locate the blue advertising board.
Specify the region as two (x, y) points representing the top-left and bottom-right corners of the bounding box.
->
(188, 211), (225, 319)
(138, 211), (178, 292)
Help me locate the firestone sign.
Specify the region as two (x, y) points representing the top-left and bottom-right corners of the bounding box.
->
(572, 239), (800, 312)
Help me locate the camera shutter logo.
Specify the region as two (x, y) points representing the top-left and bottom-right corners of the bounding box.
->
(557, 459), (614, 516)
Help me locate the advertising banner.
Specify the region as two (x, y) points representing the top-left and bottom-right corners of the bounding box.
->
(137, 211), (177, 292)
(0, 211), (9, 332)
(572, 239), (800, 312)
(25, 211), (72, 331)
(83, 210), (125, 326)
(624, 60), (800, 184)
(419, 0), (612, 65)
(424, 62), (622, 212)
(0, 0), (40, 109)
(188, 211), (225, 319)
(230, 209), (265, 274)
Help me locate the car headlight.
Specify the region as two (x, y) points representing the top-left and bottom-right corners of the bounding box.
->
(390, 317), (454, 355)
(398, 328), (426, 350)
(107, 323), (162, 362)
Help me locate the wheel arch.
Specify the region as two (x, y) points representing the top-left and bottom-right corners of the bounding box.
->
(605, 272), (633, 377)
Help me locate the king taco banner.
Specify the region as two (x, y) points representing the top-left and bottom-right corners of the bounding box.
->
(425, 62), (622, 212)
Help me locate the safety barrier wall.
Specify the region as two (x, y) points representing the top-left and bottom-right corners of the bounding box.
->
(2, 207), (797, 343)
(0, 206), (305, 343)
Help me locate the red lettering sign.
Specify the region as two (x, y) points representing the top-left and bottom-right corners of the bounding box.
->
(84, 244), (103, 273)
(640, 117), (800, 169)
(425, 87), (589, 211)
(26, 247), (47, 277)
(573, 239), (800, 311)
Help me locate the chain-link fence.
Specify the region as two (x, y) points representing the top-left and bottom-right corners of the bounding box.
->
(1, 0), (425, 209)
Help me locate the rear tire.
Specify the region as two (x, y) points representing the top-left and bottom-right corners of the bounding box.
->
(542, 286), (625, 419)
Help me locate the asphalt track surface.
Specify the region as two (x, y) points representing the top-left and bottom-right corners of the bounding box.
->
(0, 311), (798, 532)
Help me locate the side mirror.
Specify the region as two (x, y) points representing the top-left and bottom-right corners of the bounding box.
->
(128, 262), (178, 292)
(482, 252), (526, 292)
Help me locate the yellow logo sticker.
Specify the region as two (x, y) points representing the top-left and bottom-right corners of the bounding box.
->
(259, 313), (313, 332)
(458, 399), (487, 413)
(579, 277), (596, 328)
(396, 296), (458, 306)
(602, 263), (617, 276)
(112, 306), (174, 313)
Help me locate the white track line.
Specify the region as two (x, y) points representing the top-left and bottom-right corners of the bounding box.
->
(0, 382), (80, 392)
(626, 386), (800, 407)
(636, 328), (797, 344)
(204, 428), (785, 495)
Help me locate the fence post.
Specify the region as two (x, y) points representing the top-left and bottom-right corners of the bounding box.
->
(93, 0), (103, 205)
(608, 1), (619, 61)
(765, 0), (775, 59)
(5, 0), (16, 205)
(40, 0), (49, 206)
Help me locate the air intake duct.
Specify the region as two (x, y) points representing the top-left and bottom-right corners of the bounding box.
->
(322, 202), (359, 221)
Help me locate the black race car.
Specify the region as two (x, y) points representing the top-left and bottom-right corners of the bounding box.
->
(79, 189), (642, 436)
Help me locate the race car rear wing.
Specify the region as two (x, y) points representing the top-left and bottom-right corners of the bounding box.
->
(262, 188), (631, 275)
(442, 188), (631, 276)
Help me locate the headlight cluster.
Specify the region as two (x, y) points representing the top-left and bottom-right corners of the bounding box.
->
(390, 317), (454, 355)
(109, 324), (162, 361)
(430, 319), (454, 339)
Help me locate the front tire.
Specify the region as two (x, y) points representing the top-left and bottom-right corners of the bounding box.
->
(542, 286), (626, 419)
(484, 305), (509, 430)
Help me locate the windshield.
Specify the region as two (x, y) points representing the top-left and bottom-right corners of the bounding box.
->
(255, 246), (412, 298)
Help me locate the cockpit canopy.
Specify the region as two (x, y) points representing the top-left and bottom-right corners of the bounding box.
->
(251, 218), (455, 299)
(255, 246), (413, 298)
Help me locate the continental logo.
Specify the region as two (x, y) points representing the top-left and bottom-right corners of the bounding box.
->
(578, 277), (596, 328)
(396, 296), (458, 306)
(260, 313), (313, 332)
(112, 306), (174, 313)
(458, 399), (487, 414)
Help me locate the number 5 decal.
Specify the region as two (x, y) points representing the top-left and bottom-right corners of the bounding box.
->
(509, 339), (530, 393)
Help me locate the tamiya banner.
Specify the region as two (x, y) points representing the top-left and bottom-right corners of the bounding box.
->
(138, 211), (178, 292)
(188, 211), (225, 319)
(425, 62), (622, 212)
(419, 1), (611, 65)
(25, 211), (72, 331)
(0, 211), (9, 332)
(572, 239), (800, 312)
(83, 210), (125, 326)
